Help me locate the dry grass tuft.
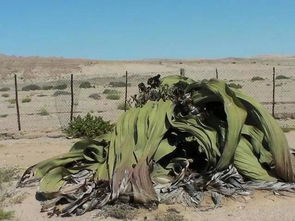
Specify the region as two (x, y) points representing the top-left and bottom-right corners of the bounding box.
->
(0, 208), (14, 220)
(96, 204), (136, 220)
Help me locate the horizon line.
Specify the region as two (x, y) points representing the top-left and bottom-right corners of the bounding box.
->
(1, 52), (295, 62)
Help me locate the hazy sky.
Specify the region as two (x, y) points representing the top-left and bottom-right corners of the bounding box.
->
(0, 0), (294, 59)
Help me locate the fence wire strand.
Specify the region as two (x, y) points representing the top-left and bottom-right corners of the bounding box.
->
(0, 68), (294, 133)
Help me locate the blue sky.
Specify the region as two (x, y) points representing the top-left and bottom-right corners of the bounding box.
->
(0, 0), (294, 60)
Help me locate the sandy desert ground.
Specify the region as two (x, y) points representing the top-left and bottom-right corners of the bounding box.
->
(0, 131), (295, 221)
(0, 54), (295, 220)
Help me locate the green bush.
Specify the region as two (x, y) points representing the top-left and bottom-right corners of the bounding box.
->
(53, 90), (71, 96)
(103, 89), (119, 94)
(1, 93), (9, 98)
(42, 85), (53, 90)
(38, 106), (49, 116)
(117, 102), (131, 110)
(109, 81), (131, 87)
(79, 81), (93, 88)
(22, 96), (31, 103)
(276, 75), (290, 80)
(276, 83), (283, 87)
(251, 76), (264, 81)
(64, 113), (113, 138)
(228, 83), (242, 89)
(53, 84), (67, 90)
(37, 94), (47, 97)
(0, 87), (10, 92)
(22, 84), (41, 91)
(8, 99), (15, 104)
(89, 93), (101, 100)
(281, 127), (295, 133)
(106, 94), (121, 100)
(0, 114), (8, 118)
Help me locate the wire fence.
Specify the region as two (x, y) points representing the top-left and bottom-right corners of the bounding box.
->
(0, 67), (294, 133)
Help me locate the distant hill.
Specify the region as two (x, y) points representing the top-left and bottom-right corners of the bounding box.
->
(0, 54), (93, 79)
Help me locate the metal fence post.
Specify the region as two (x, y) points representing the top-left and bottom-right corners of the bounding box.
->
(124, 71), (128, 112)
(70, 74), (74, 122)
(14, 74), (21, 131)
(180, 68), (185, 77)
(215, 68), (219, 79)
(272, 67), (276, 118)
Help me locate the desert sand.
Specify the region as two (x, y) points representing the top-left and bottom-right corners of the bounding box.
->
(0, 54), (295, 220)
(0, 131), (295, 221)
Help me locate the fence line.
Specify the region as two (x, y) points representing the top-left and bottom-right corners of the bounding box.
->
(14, 74), (21, 131)
(124, 71), (128, 112)
(0, 67), (294, 132)
(215, 68), (219, 79)
(272, 67), (276, 117)
(70, 74), (74, 122)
